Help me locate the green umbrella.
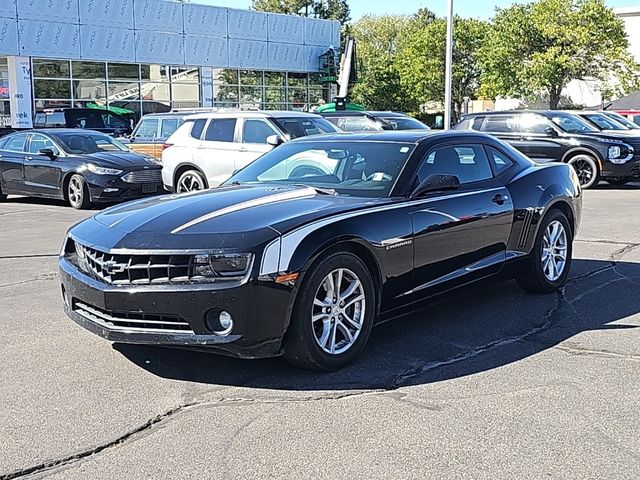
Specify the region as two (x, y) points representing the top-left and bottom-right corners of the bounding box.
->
(86, 102), (134, 115)
(316, 102), (366, 113)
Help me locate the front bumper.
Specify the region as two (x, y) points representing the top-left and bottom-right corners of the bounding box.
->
(59, 256), (293, 359)
(84, 171), (165, 203)
(602, 158), (640, 178)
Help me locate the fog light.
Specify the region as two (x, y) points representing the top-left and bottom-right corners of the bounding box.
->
(205, 309), (234, 336)
(103, 188), (120, 193)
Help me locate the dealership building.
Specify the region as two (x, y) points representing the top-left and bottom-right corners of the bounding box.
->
(0, 0), (340, 129)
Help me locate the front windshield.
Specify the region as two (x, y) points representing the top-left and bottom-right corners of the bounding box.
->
(274, 117), (340, 138)
(226, 141), (416, 198)
(583, 113), (626, 131)
(604, 112), (639, 129)
(550, 113), (598, 133)
(381, 117), (430, 130)
(54, 132), (130, 154)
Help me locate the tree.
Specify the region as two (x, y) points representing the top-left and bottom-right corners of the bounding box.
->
(397, 16), (489, 121)
(349, 15), (418, 111)
(252, 0), (350, 25)
(479, 0), (640, 109)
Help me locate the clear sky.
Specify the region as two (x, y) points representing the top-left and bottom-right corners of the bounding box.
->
(197, 0), (640, 19)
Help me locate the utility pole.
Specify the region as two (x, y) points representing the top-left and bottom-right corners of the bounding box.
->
(444, 0), (454, 130)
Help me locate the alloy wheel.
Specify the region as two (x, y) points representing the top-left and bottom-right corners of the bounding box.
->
(541, 220), (568, 282)
(567, 155), (597, 188)
(69, 177), (84, 207)
(177, 172), (204, 193)
(311, 268), (366, 355)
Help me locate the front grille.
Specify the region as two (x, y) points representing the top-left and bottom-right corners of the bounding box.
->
(121, 169), (162, 183)
(73, 300), (193, 333)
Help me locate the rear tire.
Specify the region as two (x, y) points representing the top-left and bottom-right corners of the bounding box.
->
(67, 174), (91, 210)
(176, 170), (207, 193)
(566, 154), (599, 189)
(284, 253), (376, 371)
(0, 183), (6, 201)
(516, 210), (573, 293)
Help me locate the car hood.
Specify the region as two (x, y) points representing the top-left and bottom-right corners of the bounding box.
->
(70, 184), (383, 251)
(579, 131), (640, 142)
(80, 151), (160, 169)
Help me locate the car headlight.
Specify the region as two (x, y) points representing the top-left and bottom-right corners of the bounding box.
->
(607, 144), (633, 164)
(192, 253), (254, 280)
(84, 164), (123, 175)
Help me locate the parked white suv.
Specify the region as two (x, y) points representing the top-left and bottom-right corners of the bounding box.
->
(161, 111), (340, 192)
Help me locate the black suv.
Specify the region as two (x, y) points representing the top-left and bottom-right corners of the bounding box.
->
(454, 110), (640, 188)
(33, 108), (132, 137)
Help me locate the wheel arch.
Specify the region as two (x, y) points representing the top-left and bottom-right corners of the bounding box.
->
(561, 146), (604, 171)
(173, 163), (209, 190)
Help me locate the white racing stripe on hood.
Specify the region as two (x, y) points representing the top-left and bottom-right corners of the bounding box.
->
(171, 187), (318, 234)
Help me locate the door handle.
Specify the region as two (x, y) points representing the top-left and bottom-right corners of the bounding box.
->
(25, 156), (33, 161)
(492, 194), (508, 205)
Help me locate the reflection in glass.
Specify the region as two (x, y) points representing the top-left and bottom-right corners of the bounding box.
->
(239, 70), (263, 86)
(213, 69), (239, 85)
(265, 88), (285, 103)
(108, 82), (141, 101)
(73, 80), (107, 100)
(265, 72), (286, 87)
(108, 63), (139, 81)
(287, 73), (307, 87)
(142, 83), (170, 102)
(33, 59), (70, 78)
(72, 61), (106, 80)
(141, 65), (170, 83)
(34, 79), (72, 99)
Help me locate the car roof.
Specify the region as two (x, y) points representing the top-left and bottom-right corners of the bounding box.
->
(289, 130), (491, 144)
(138, 112), (191, 119)
(184, 110), (324, 120)
(320, 111), (412, 118)
(462, 110), (570, 117)
(10, 128), (109, 135)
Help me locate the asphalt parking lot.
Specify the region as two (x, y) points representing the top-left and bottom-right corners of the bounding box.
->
(1, 183), (640, 480)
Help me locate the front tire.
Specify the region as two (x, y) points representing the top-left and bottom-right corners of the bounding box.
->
(176, 170), (207, 193)
(516, 210), (573, 293)
(67, 174), (91, 210)
(566, 154), (599, 189)
(0, 182), (6, 201)
(284, 253), (376, 371)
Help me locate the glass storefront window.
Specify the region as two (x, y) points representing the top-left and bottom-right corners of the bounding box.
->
(172, 83), (200, 104)
(214, 69), (239, 85)
(239, 70), (263, 86)
(240, 86), (263, 104)
(143, 83), (171, 102)
(265, 87), (285, 103)
(171, 66), (199, 83)
(214, 84), (239, 103)
(108, 82), (140, 101)
(33, 59), (70, 78)
(141, 65), (170, 83)
(287, 73), (307, 88)
(108, 63), (139, 81)
(73, 80), (107, 101)
(72, 61), (106, 80)
(142, 102), (171, 115)
(34, 79), (72, 99)
(265, 72), (286, 87)
(35, 100), (72, 109)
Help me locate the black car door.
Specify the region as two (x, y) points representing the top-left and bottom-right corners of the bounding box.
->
(409, 142), (514, 296)
(0, 133), (29, 194)
(516, 113), (565, 162)
(23, 133), (64, 197)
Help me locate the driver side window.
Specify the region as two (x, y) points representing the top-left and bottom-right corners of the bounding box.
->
(417, 144), (493, 185)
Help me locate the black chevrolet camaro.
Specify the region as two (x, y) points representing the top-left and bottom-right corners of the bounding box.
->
(0, 129), (163, 209)
(59, 131), (582, 370)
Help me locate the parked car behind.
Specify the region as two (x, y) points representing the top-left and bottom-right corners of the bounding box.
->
(162, 111), (340, 193)
(34, 108), (132, 136)
(454, 110), (640, 188)
(320, 111), (430, 132)
(571, 111), (633, 132)
(603, 111), (640, 130)
(0, 129), (162, 209)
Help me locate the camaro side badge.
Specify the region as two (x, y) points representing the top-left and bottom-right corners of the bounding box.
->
(384, 239), (413, 251)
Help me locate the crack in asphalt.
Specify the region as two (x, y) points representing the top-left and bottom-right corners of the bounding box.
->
(5, 241), (639, 478)
(0, 273), (57, 289)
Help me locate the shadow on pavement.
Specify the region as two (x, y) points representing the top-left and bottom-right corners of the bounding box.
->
(114, 258), (640, 391)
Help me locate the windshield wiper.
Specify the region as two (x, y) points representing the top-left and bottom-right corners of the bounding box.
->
(292, 184), (337, 196)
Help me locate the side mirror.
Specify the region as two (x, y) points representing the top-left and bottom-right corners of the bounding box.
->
(39, 148), (57, 159)
(412, 174), (460, 197)
(266, 134), (285, 147)
(544, 126), (559, 138)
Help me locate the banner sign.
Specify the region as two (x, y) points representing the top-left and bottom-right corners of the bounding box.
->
(134, 0), (183, 34)
(7, 56), (33, 129)
(228, 9), (268, 41)
(184, 4), (227, 37)
(200, 67), (213, 107)
(17, 19), (80, 58)
(80, 25), (135, 61)
(79, 0), (134, 29)
(268, 13), (303, 44)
